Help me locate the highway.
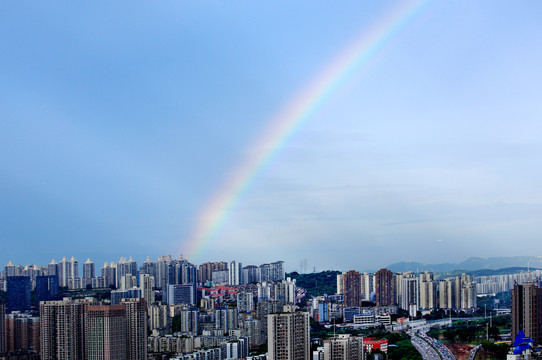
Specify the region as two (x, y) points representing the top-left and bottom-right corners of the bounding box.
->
(411, 333), (442, 360)
(411, 331), (457, 360)
(468, 344), (481, 360)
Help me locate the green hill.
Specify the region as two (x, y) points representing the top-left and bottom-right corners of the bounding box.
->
(287, 270), (340, 297)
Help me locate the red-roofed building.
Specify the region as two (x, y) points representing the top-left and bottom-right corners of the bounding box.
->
(363, 338), (388, 353)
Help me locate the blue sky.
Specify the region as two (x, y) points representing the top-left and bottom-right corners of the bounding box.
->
(2, 1), (542, 272)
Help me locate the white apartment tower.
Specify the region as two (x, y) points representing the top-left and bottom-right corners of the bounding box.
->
(229, 261), (243, 286)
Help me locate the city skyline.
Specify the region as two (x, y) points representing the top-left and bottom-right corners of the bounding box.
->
(2, 1), (542, 270)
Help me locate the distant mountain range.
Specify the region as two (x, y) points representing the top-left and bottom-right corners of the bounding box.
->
(386, 256), (542, 274)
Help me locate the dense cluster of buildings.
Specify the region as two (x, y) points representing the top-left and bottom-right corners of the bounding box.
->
(6, 257), (533, 359)
(336, 269), (477, 318)
(474, 269), (542, 295)
(0, 256), (299, 359)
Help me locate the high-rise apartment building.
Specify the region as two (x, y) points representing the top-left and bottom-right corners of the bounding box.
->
(243, 318), (263, 346)
(361, 273), (374, 301)
(180, 306), (199, 334)
(140, 273), (155, 305)
(157, 255), (172, 290)
(85, 304), (127, 359)
(40, 298), (147, 360)
(375, 269), (395, 306)
(139, 257), (157, 279)
(148, 304), (170, 333)
(237, 292), (255, 313)
(5, 261), (16, 277)
(40, 298), (88, 360)
(271, 261), (285, 282)
(5, 312), (40, 353)
(343, 271), (362, 307)
(47, 259), (59, 278)
(268, 310), (310, 360)
(243, 265), (259, 284)
(116, 257), (138, 289)
(215, 306), (239, 334)
(419, 272), (436, 310)
(83, 258), (95, 288)
(400, 275), (418, 316)
(512, 282), (542, 344)
(336, 273), (344, 295)
(438, 275), (476, 310)
(199, 261), (228, 284)
(102, 262), (117, 288)
(121, 298), (148, 360)
(120, 274), (137, 290)
(259, 264), (272, 282)
(229, 261), (243, 286)
(323, 334), (364, 360)
(69, 257), (78, 281)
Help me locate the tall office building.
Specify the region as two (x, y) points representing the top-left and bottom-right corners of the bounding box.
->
(323, 334), (364, 360)
(268, 309), (310, 360)
(0, 303), (5, 354)
(343, 271), (362, 307)
(7, 276), (31, 312)
(36, 275), (59, 307)
(166, 284), (196, 305)
(375, 269), (395, 306)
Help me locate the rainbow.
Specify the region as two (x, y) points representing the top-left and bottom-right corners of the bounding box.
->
(184, 0), (431, 261)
